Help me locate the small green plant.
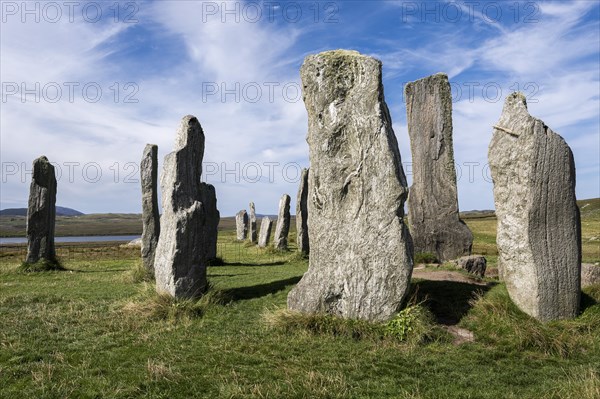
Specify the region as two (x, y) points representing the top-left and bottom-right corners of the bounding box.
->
(126, 260), (154, 283)
(385, 305), (427, 341)
(414, 252), (438, 264)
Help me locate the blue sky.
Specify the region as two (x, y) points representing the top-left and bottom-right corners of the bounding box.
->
(1, 0), (598, 216)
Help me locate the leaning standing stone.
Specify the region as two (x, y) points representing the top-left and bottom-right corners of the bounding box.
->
(154, 115), (207, 299)
(236, 210), (248, 240)
(405, 73), (473, 262)
(287, 50), (414, 322)
(258, 216), (273, 248)
(200, 183), (219, 260)
(273, 194), (291, 250)
(488, 92), (581, 321)
(25, 156), (57, 266)
(296, 168), (309, 254)
(140, 144), (160, 275)
(248, 202), (257, 243)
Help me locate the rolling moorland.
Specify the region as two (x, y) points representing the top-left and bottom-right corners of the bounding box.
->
(0, 199), (598, 398)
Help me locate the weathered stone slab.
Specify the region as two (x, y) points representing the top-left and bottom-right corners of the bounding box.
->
(258, 216), (273, 248)
(25, 156), (57, 265)
(141, 144), (160, 275)
(296, 168), (309, 254)
(452, 255), (486, 278)
(154, 115), (207, 299)
(405, 73), (473, 262)
(488, 92), (581, 321)
(287, 50), (414, 322)
(200, 183), (219, 260)
(248, 202), (257, 243)
(273, 194), (291, 250)
(236, 210), (248, 241)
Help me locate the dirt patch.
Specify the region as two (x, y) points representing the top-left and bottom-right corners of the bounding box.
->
(412, 269), (488, 286)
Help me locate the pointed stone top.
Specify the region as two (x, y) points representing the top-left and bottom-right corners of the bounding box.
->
(494, 92), (532, 138)
(174, 115), (204, 151)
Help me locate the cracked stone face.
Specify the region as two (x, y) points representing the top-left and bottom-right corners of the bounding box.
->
(489, 92), (581, 321)
(141, 144), (160, 275)
(287, 50), (414, 322)
(236, 210), (248, 241)
(273, 194), (291, 250)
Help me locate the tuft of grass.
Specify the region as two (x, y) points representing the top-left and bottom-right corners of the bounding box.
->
(414, 252), (438, 264)
(546, 367), (600, 399)
(18, 258), (65, 272)
(121, 283), (228, 323)
(264, 304), (444, 345)
(461, 284), (600, 357)
(125, 260), (154, 283)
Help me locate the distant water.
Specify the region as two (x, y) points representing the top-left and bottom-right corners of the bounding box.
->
(0, 235), (140, 245)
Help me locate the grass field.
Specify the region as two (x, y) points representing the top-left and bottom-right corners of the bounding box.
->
(0, 203), (599, 398)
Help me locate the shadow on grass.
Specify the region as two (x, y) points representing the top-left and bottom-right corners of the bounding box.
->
(580, 291), (598, 312)
(221, 276), (302, 301)
(213, 261), (287, 267)
(410, 279), (496, 325)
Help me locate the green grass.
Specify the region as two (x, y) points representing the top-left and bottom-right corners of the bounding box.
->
(1, 217), (599, 398)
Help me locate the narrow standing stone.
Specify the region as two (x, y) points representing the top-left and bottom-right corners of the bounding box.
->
(404, 73), (473, 262)
(140, 144), (160, 275)
(25, 156), (57, 265)
(154, 115), (207, 299)
(488, 92), (581, 321)
(236, 210), (248, 240)
(296, 168), (309, 254)
(200, 183), (219, 260)
(287, 50), (414, 322)
(248, 202), (257, 243)
(273, 194), (291, 250)
(258, 216), (273, 248)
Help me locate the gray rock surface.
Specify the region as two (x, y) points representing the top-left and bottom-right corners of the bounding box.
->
(154, 115), (207, 299)
(273, 194), (291, 250)
(405, 73), (473, 262)
(488, 93), (581, 321)
(248, 202), (257, 243)
(140, 144), (160, 275)
(26, 156), (57, 264)
(296, 168), (309, 254)
(581, 263), (600, 288)
(236, 210), (248, 241)
(258, 216), (273, 248)
(287, 50), (414, 322)
(200, 183), (219, 260)
(453, 255), (486, 278)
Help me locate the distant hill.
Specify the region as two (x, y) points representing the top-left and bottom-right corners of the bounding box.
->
(0, 206), (84, 217)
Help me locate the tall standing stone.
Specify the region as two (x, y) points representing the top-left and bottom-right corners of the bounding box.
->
(140, 144), (160, 275)
(248, 202), (257, 242)
(405, 73), (473, 262)
(296, 168), (309, 254)
(258, 216), (273, 248)
(236, 210), (248, 240)
(25, 156), (57, 265)
(489, 93), (581, 321)
(287, 50), (414, 322)
(273, 194), (291, 250)
(154, 115), (207, 299)
(200, 183), (219, 260)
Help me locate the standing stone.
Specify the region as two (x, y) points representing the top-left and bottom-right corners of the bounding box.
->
(140, 144), (160, 275)
(488, 93), (581, 321)
(236, 210), (248, 240)
(258, 216), (273, 248)
(296, 168), (309, 254)
(287, 50), (414, 322)
(248, 202), (257, 243)
(405, 73), (473, 262)
(25, 156), (57, 265)
(273, 194), (291, 250)
(200, 183), (219, 260)
(154, 115), (207, 299)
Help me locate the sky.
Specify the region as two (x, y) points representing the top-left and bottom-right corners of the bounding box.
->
(1, 0), (599, 216)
